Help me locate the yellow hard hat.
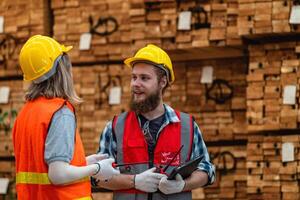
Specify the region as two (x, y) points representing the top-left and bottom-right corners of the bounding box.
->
(124, 44), (175, 84)
(19, 35), (72, 82)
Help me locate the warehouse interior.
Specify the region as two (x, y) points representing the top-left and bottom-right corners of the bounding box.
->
(1, 0), (300, 199)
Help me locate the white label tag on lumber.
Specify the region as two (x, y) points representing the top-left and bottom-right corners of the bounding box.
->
(283, 85), (296, 105)
(79, 33), (92, 50)
(109, 87), (121, 105)
(282, 142), (294, 162)
(0, 178), (9, 194)
(0, 16), (4, 33)
(0, 86), (10, 104)
(201, 66), (214, 84)
(290, 6), (300, 24)
(178, 11), (192, 30)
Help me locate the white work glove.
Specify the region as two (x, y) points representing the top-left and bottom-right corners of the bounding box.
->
(134, 167), (165, 193)
(86, 153), (108, 165)
(92, 158), (120, 181)
(158, 174), (185, 195)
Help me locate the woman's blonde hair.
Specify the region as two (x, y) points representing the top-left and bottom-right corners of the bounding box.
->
(25, 54), (82, 105)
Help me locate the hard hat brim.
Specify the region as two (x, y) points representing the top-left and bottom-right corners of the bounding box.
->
(124, 57), (156, 68)
(62, 45), (73, 52)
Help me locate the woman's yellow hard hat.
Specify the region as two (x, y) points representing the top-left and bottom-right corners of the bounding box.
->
(19, 35), (72, 82)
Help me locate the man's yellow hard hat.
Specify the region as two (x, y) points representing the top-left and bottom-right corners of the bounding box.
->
(19, 35), (72, 82)
(124, 44), (175, 84)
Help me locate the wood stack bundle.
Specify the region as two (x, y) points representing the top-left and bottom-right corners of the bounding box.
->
(192, 145), (247, 200)
(0, 159), (16, 198)
(0, 80), (24, 156)
(173, 0), (241, 48)
(128, 0), (180, 50)
(237, 0), (300, 35)
(73, 64), (131, 155)
(169, 58), (247, 142)
(0, 0), (50, 77)
(247, 41), (300, 132)
(51, 0), (132, 63)
(247, 134), (300, 200)
(142, 0), (242, 50)
(51, 0), (245, 64)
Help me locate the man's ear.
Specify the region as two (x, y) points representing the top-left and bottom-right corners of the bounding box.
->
(160, 76), (168, 89)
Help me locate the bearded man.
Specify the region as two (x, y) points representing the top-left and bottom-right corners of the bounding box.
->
(94, 44), (215, 200)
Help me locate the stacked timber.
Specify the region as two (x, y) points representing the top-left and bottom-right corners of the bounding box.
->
(247, 134), (300, 200)
(73, 64), (131, 154)
(247, 41), (300, 132)
(0, 0), (50, 77)
(172, 58), (247, 142)
(51, 0), (132, 63)
(192, 145), (247, 200)
(51, 0), (244, 63)
(0, 80), (23, 199)
(238, 0), (300, 35)
(0, 80), (24, 156)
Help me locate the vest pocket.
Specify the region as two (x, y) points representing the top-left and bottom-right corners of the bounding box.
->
(124, 138), (148, 163)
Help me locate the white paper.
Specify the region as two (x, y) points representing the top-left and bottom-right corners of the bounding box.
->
(282, 142), (294, 162)
(283, 85), (296, 105)
(0, 16), (4, 33)
(0, 86), (10, 104)
(0, 178), (9, 194)
(178, 11), (192, 30)
(290, 6), (300, 24)
(201, 66), (214, 84)
(79, 33), (92, 50)
(109, 87), (121, 105)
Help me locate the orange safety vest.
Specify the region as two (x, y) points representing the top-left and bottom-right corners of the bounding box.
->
(13, 97), (91, 200)
(112, 111), (193, 200)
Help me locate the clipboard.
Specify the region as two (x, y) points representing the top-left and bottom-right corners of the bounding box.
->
(167, 155), (204, 180)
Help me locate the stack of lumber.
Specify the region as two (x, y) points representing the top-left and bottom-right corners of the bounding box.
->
(247, 41), (300, 132)
(171, 58), (247, 142)
(0, 80), (24, 199)
(192, 145), (247, 200)
(238, 0), (300, 35)
(51, 0), (244, 63)
(0, 159), (16, 198)
(247, 134), (300, 200)
(0, 80), (24, 156)
(51, 0), (132, 63)
(0, 0), (50, 77)
(73, 64), (131, 155)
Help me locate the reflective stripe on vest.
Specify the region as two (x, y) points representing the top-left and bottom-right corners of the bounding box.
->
(113, 111), (193, 200)
(75, 197), (92, 200)
(16, 172), (50, 184)
(16, 172), (89, 185)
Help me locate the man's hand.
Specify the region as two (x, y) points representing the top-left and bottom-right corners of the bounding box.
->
(134, 167), (165, 193)
(158, 174), (185, 194)
(93, 158), (120, 181)
(86, 153), (108, 165)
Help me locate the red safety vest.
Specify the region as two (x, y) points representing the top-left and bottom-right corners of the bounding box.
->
(112, 111), (193, 200)
(13, 97), (91, 200)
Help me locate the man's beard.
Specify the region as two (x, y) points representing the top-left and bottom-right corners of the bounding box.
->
(130, 89), (161, 114)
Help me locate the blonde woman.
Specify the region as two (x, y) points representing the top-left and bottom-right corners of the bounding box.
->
(13, 35), (119, 200)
